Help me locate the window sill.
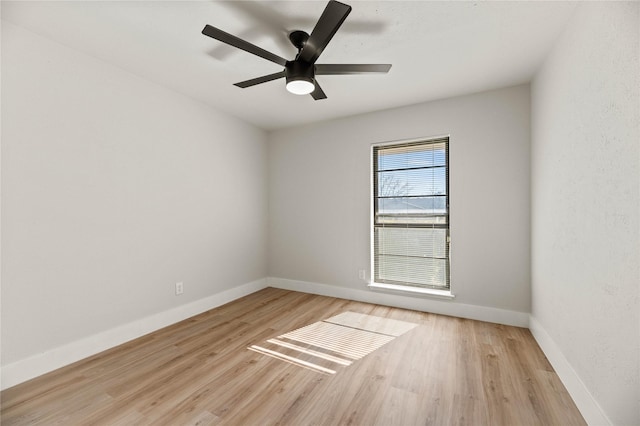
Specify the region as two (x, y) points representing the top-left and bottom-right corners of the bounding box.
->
(368, 282), (455, 299)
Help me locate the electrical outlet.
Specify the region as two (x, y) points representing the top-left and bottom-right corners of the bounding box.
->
(358, 269), (366, 280)
(175, 282), (184, 295)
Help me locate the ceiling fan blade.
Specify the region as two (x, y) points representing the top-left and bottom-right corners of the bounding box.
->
(315, 64), (392, 75)
(299, 1), (351, 64)
(310, 81), (328, 100)
(234, 71), (286, 88)
(202, 25), (287, 67)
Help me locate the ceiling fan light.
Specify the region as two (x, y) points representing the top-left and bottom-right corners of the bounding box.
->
(286, 78), (315, 95)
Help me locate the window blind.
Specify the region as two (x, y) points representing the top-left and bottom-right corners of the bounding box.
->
(373, 138), (450, 289)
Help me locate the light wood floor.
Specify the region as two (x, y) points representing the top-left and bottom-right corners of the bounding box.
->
(1, 288), (585, 425)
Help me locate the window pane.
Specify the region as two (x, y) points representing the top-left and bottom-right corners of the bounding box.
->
(377, 196), (447, 223)
(377, 142), (446, 171)
(377, 166), (446, 197)
(375, 255), (448, 288)
(375, 227), (447, 259)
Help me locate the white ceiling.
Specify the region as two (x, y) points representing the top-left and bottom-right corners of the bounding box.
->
(2, 1), (577, 130)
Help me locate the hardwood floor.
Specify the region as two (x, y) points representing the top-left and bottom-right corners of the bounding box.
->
(1, 288), (585, 425)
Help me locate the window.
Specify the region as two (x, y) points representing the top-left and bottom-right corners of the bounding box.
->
(372, 137), (450, 292)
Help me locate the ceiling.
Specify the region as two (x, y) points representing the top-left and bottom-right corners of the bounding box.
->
(2, 1), (577, 131)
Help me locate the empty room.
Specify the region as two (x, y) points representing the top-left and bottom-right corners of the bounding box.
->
(1, 1), (638, 425)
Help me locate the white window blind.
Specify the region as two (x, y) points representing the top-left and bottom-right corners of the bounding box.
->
(373, 138), (450, 289)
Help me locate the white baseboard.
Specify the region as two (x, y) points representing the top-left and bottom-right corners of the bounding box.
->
(529, 316), (611, 426)
(267, 277), (529, 327)
(0, 278), (268, 390)
(1, 276), (611, 426)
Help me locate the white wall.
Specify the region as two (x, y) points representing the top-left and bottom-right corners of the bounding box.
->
(1, 22), (267, 372)
(268, 85), (531, 320)
(531, 2), (639, 425)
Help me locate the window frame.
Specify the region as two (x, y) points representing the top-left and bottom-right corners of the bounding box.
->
(369, 136), (453, 297)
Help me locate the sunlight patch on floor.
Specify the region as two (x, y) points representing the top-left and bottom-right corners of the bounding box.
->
(248, 312), (418, 374)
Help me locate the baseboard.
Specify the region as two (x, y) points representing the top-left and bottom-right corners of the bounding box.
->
(267, 277), (529, 327)
(0, 278), (268, 390)
(529, 316), (611, 426)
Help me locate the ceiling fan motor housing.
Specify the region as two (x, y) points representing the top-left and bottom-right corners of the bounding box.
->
(285, 60), (315, 86)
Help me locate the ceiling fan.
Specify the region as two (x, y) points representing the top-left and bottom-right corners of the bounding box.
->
(201, 0), (391, 100)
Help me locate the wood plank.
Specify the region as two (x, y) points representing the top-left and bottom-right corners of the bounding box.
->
(1, 288), (586, 425)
